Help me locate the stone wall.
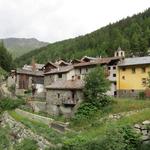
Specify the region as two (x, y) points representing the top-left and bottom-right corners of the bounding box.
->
(46, 89), (83, 117)
(0, 112), (53, 149)
(29, 101), (46, 112)
(117, 89), (143, 97)
(15, 109), (53, 125)
(134, 120), (150, 144)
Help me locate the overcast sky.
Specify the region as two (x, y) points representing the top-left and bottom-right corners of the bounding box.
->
(0, 0), (149, 42)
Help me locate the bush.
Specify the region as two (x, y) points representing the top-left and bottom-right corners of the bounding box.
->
(0, 97), (25, 111)
(83, 66), (110, 106)
(73, 103), (98, 121)
(138, 91), (145, 99)
(62, 125), (140, 150)
(14, 139), (38, 150)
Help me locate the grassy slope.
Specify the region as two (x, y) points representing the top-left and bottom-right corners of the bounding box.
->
(9, 99), (150, 147)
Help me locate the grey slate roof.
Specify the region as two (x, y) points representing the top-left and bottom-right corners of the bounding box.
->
(46, 79), (84, 90)
(44, 65), (73, 75)
(118, 56), (150, 67)
(17, 69), (44, 76)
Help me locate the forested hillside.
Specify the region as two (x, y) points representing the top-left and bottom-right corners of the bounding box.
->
(0, 42), (14, 72)
(15, 8), (150, 66)
(1, 38), (48, 58)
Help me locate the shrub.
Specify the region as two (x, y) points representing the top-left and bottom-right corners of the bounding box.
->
(0, 97), (25, 111)
(83, 66), (110, 106)
(73, 103), (98, 121)
(14, 139), (38, 150)
(61, 125), (140, 150)
(138, 91), (145, 99)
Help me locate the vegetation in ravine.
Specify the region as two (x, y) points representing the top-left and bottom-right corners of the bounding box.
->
(15, 8), (150, 67)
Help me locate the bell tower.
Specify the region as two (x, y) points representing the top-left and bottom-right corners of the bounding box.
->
(114, 47), (125, 57)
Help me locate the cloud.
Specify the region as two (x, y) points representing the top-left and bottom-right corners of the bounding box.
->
(0, 0), (149, 42)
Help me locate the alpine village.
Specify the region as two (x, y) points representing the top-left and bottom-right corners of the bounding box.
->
(0, 7), (150, 150)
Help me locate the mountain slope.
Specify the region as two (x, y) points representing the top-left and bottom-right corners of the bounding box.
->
(1, 38), (48, 58)
(15, 8), (150, 66)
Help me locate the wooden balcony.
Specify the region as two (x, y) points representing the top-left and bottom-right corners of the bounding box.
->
(62, 99), (77, 106)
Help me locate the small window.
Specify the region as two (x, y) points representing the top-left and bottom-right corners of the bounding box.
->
(113, 74), (116, 77)
(141, 67), (146, 73)
(72, 76), (74, 80)
(122, 76), (125, 80)
(122, 68), (126, 71)
(72, 93), (75, 99)
(58, 74), (62, 78)
(142, 78), (147, 86)
(114, 82), (117, 85)
(57, 93), (60, 98)
(78, 76), (81, 80)
(108, 67), (111, 70)
(79, 68), (82, 74)
(131, 89), (134, 92)
(132, 68), (136, 74)
(113, 66), (116, 70)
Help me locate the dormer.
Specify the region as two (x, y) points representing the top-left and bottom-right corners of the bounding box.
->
(114, 47), (125, 57)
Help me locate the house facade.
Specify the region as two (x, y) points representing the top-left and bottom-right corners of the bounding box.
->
(117, 56), (150, 97)
(46, 79), (84, 117)
(15, 64), (44, 97)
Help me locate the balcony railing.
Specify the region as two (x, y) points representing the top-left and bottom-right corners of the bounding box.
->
(62, 99), (77, 106)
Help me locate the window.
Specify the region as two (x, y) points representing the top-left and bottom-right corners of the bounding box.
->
(132, 68), (136, 74)
(113, 66), (116, 70)
(57, 93), (60, 98)
(79, 68), (82, 74)
(122, 68), (126, 71)
(108, 67), (111, 70)
(131, 89), (134, 92)
(58, 74), (62, 78)
(113, 74), (116, 77)
(141, 67), (146, 73)
(72, 76), (74, 80)
(122, 76), (125, 80)
(142, 78), (147, 86)
(78, 76), (81, 80)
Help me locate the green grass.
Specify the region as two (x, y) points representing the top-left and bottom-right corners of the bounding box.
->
(111, 98), (150, 113)
(63, 108), (150, 147)
(9, 111), (74, 145)
(7, 99), (150, 148)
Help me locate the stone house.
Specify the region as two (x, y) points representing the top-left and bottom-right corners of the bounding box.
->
(16, 64), (44, 97)
(73, 56), (123, 96)
(44, 65), (74, 86)
(46, 79), (84, 117)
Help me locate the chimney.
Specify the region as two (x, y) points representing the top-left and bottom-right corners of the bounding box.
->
(32, 57), (36, 72)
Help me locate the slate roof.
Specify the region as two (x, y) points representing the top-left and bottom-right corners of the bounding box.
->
(17, 69), (44, 76)
(118, 56), (150, 67)
(74, 57), (121, 68)
(46, 79), (84, 90)
(44, 65), (74, 75)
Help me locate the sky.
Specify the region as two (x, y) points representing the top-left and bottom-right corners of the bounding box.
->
(0, 0), (149, 42)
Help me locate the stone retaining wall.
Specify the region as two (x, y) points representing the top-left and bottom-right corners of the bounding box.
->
(0, 112), (54, 149)
(15, 109), (53, 125)
(134, 120), (150, 144)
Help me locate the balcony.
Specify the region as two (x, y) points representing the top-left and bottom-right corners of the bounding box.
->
(62, 99), (77, 107)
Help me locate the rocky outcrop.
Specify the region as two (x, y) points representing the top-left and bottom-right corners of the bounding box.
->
(134, 120), (150, 144)
(0, 112), (54, 150)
